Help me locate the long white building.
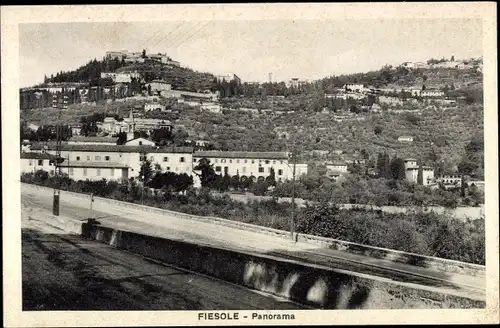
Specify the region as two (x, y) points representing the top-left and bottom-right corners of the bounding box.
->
(24, 144), (308, 186)
(193, 151), (308, 182)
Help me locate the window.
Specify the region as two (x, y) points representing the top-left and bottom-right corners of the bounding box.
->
(273, 160), (276, 164)
(166, 167), (170, 171)
(180, 157), (185, 163)
(38, 159), (43, 165)
(69, 168), (74, 175)
(265, 160), (270, 164)
(278, 169), (283, 176)
(163, 157), (169, 162)
(258, 167), (264, 173)
(105, 156), (110, 161)
(96, 168), (101, 176)
(95, 156), (101, 161)
(224, 167), (229, 173)
(236, 159), (240, 164)
(242, 167), (246, 173)
(244, 159), (247, 164)
(150, 156), (154, 161)
(139, 141), (143, 145)
(229, 159), (232, 163)
(28, 160), (32, 166)
(280, 160), (284, 164)
(83, 168), (88, 175)
(215, 166), (221, 172)
(214, 159), (218, 163)
(193, 158), (197, 162)
(110, 168), (115, 176)
(251, 160), (255, 164)
(76, 156), (80, 161)
(87, 156), (91, 161)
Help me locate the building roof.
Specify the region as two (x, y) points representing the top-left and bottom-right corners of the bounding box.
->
(68, 136), (119, 143)
(406, 166), (434, 170)
(20, 152), (56, 160)
(194, 151), (289, 160)
(327, 162), (347, 166)
(31, 143), (193, 154)
(60, 161), (129, 168)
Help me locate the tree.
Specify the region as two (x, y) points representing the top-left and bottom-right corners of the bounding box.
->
(229, 174), (240, 190)
(417, 161), (423, 185)
(115, 132), (127, 145)
(193, 158), (218, 189)
(451, 55), (455, 61)
(139, 158), (153, 183)
(265, 168), (276, 187)
(142, 49), (147, 58)
(219, 172), (231, 192)
(390, 157), (406, 180)
(376, 152), (391, 178)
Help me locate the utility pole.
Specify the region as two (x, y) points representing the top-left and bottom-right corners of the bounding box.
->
(290, 151), (297, 242)
(52, 90), (64, 216)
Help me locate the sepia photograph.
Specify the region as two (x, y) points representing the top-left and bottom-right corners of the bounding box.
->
(2, 3), (498, 327)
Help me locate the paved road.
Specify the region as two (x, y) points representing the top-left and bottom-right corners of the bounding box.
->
(22, 216), (307, 310)
(21, 185), (485, 302)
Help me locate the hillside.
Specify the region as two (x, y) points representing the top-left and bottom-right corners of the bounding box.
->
(116, 62), (217, 92)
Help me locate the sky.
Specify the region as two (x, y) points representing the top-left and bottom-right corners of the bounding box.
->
(19, 19), (483, 88)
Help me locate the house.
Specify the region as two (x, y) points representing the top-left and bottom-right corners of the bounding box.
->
(28, 123), (40, 131)
(100, 72), (140, 83)
(405, 166), (435, 186)
(144, 102), (166, 112)
(68, 136), (119, 145)
(148, 80), (172, 94)
(371, 103), (382, 112)
(216, 73), (241, 84)
(124, 137), (156, 147)
(201, 103), (222, 114)
(398, 136), (414, 142)
(410, 89), (422, 97)
(457, 63), (474, 70)
(379, 96), (403, 105)
(195, 140), (210, 148)
(343, 84), (364, 93)
(421, 90), (445, 98)
(193, 151), (308, 183)
(437, 175), (462, 187)
(326, 162), (348, 173)
(20, 152), (57, 175)
(29, 143), (194, 181)
(70, 124), (82, 136)
(403, 159), (435, 186)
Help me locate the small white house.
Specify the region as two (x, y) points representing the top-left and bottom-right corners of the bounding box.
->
(398, 136), (414, 142)
(326, 162), (348, 173)
(144, 102), (166, 112)
(21, 152), (56, 175)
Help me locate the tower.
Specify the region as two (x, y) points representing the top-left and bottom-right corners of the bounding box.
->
(127, 109), (135, 141)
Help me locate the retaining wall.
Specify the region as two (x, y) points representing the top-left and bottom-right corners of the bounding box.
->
(86, 224), (485, 309)
(21, 183), (485, 277)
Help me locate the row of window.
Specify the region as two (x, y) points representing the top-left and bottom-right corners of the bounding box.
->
(195, 158), (285, 165)
(214, 166), (284, 175)
(28, 159), (46, 166)
(75, 155), (112, 161)
(68, 167), (116, 176)
(139, 156), (186, 163)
